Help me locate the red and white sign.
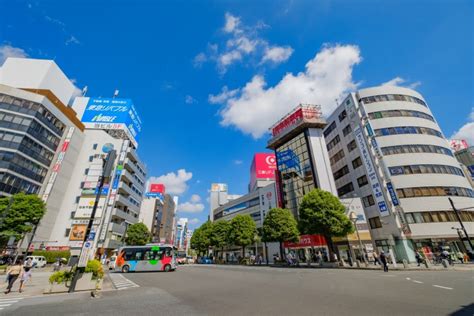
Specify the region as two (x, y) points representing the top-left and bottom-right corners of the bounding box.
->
(449, 139), (469, 152)
(249, 153), (277, 190)
(271, 105), (322, 137)
(283, 234), (327, 248)
(149, 183), (165, 194)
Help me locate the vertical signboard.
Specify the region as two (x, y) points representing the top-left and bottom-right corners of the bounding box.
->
(354, 126), (390, 217)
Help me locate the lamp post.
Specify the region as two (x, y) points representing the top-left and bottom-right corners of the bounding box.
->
(452, 227), (468, 254)
(349, 211), (367, 265)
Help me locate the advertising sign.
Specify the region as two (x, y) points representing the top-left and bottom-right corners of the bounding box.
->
(271, 105), (322, 138)
(249, 153), (277, 190)
(78, 241), (93, 268)
(69, 224), (87, 241)
(354, 126), (390, 217)
(276, 149), (301, 174)
(283, 234), (326, 248)
(449, 139), (469, 152)
(386, 182), (400, 206)
(75, 197), (106, 218)
(82, 98), (142, 146)
(149, 183), (165, 194)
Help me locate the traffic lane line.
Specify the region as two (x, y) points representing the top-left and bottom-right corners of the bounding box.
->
(433, 285), (453, 290)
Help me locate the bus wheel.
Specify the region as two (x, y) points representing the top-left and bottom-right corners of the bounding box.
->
(121, 265), (130, 273)
(164, 264), (171, 272)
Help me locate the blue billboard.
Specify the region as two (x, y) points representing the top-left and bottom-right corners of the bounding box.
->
(82, 98), (142, 143)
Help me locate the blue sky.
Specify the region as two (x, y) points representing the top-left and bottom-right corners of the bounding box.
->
(1, 0), (473, 229)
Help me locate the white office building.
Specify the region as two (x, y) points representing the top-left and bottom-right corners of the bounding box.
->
(209, 183), (241, 221)
(324, 85), (474, 261)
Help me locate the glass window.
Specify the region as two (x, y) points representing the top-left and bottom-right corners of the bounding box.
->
(422, 212), (432, 222)
(405, 213), (415, 224)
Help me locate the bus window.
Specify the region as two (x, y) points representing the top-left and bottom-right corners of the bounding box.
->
(124, 251), (134, 261)
(165, 247), (172, 257)
(134, 250), (144, 261)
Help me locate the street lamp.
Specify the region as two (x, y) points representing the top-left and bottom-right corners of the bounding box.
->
(451, 227), (468, 254)
(349, 211), (367, 265)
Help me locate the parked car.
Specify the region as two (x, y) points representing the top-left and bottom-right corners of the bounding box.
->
(176, 257), (187, 265)
(25, 255), (47, 268)
(198, 256), (212, 264)
(186, 256), (195, 264)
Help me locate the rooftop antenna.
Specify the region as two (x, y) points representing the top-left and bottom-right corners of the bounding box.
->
(113, 89), (119, 99)
(82, 86), (88, 97)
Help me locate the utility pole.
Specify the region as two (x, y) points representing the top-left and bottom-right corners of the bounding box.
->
(448, 198), (473, 251)
(69, 150), (116, 293)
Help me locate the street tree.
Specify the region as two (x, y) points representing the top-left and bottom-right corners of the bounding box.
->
(209, 220), (230, 258)
(262, 208), (299, 260)
(190, 221), (212, 255)
(124, 222), (152, 245)
(0, 193), (46, 249)
(228, 214), (256, 258)
(298, 189), (354, 261)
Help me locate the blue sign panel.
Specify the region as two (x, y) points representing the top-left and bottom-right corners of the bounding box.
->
(378, 201), (387, 213)
(276, 149), (301, 173)
(386, 182), (400, 206)
(144, 192), (164, 200)
(82, 98), (142, 142)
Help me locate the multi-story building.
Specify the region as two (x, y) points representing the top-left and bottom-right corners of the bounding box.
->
(152, 194), (176, 244)
(0, 58), (86, 251)
(43, 96), (147, 256)
(323, 85), (474, 261)
(267, 104), (338, 218)
(209, 183), (240, 221)
(452, 145), (474, 187)
(174, 218), (188, 250)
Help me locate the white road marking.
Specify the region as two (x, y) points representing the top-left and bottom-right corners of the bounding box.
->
(413, 280), (423, 284)
(109, 273), (139, 290)
(433, 285), (453, 290)
(406, 277), (411, 280)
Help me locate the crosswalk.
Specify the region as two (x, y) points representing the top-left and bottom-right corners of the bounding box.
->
(108, 273), (139, 291)
(0, 296), (25, 311)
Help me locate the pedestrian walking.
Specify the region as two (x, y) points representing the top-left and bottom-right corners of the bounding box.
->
(373, 251), (379, 265)
(18, 265), (33, 293)
(415, 250), (423, 266)
(4, 259), (23, 294)
(379, 251), (388, 272)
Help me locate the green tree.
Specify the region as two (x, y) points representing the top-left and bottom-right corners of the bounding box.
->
(209, 220), (230, 258)
(298, 189), (354, 261)
(228, 214), (256, 258)
(124, 223), (152, 245)
(190, 221), (212, 255)
(262, 208), (299, 260)
(0, 193), (46, 249)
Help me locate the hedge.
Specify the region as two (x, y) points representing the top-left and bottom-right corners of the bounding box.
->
(31, 250), (71, 264)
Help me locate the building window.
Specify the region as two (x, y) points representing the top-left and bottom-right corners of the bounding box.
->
(374, 126), (443, 138)
(326, 134), (341, 151)
(75, 196), (80, 203)
(352, 157), (362, 169)
(362, 194), (375, 207)
(84, 168), (89, 175)
(89, 156), (94, 162)
(357, 175), (368, 187)
(347, 140), (357, 152)
(92, 143), (98, 150)
(337, 182), (354, 197)
(389, 164), (464, 177)
(381, 144), (453, 157)
(359, 94), (427, 107)
(64, 228), (71, 237)
(323, 121), (337, 137)
(333, 165), (350, 180)
(368, 217), (382, 229)
(368, 109), (434, 122)
(338, 110), (347, 122)
(330, 149), (345, 165)
(396, 186), (474, 199)
(342, 124), (352, 137)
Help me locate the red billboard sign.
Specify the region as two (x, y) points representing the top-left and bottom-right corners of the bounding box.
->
(250, 153), (276, 190)
(283, 234), (327, 248)
(271, 105), (322, 137)
(149, 183), (165, 194)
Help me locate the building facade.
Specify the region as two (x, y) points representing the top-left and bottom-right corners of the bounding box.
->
(324, 85), (474, 261)
(174, 218), (188, 250)
(209, 183), (241, 221)
(152, 193), (176, 244)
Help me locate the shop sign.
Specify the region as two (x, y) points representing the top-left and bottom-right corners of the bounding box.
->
(283, 234), (326, 248)
(386, 182), (399, 206)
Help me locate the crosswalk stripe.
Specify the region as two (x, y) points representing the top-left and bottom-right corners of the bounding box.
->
(0, 304), (12, 307)
(0, 300), (19, 303)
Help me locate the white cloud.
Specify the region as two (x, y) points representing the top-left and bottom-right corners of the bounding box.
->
(65, 35), (80, 46)
(0, 45), (28, 64)
(382, 76), (421, 89)
(196, 13), (293, 72)
(177, 201), (205, 213)
(233, 160), (243, 165)
(212, 44), (361, 138)
(262, 46), (294, 64)
(190, 194), (201, 203)
(148, 169), (193, 195)
(209, 86), (239, 104)
(185, 95), (197, 104)
(189, 218), (200, 225)
(451, 108), (474, 146)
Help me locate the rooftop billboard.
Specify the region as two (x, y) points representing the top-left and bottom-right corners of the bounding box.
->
(82, 98), (142, 146)
(145, 183), (165, 199)
(249, 153), (276, 190)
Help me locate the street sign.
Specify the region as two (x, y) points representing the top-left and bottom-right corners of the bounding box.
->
(87, 231), (96, 241)
(77, 241), (93, 268)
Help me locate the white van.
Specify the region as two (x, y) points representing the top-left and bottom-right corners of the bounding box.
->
(25, 256), (47, 268)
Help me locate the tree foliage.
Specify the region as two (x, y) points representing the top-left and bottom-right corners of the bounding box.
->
(209, 220), (230, 250)
(124, 222), (152, 246)
(190, 221), (213, 254)
(298, 189), (354, 238)
(262, 208), (299, 243)
(228, 214), (256, 254)
(0, 193), (46, 247)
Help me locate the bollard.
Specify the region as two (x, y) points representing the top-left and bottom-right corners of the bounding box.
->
(355, 260), (361, 268)
(340, 259), (346, 267)
(441, 259), (449, 268)
(423, 259), (430, 268)
(402, 259), (408, 269)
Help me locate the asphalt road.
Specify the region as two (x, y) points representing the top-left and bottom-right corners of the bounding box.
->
(3, 265), (474, 316)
